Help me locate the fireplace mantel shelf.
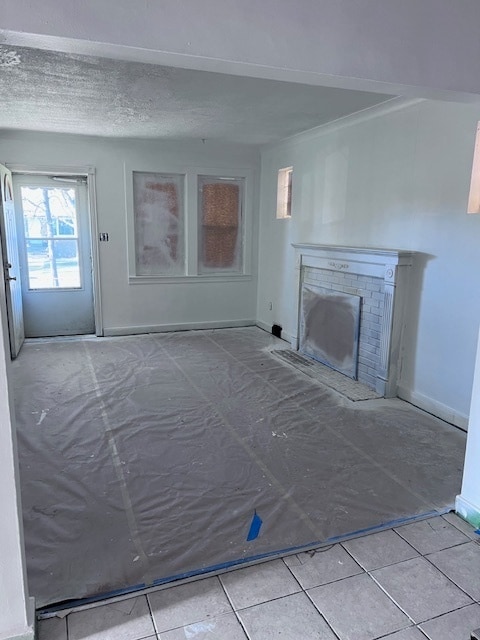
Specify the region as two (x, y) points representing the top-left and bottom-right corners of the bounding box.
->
(292, 243), (413, 264)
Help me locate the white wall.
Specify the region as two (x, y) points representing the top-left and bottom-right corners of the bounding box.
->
(457, 327), (480, 527)
(0, 248), (34, 639)
(2, 0), (480, 101)
(0, 131), (260, 335)
(257, 98), (480, 427)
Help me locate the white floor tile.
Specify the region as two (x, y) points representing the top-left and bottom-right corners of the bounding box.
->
(159, 612), (247, 639)
(238, 592), (336, 640)
(427, 542), (480, 600)
(284, 543), (362, 589)
(308, 572), (410, 640)
(372, 557), (472, 623)
(220, 558), (300, 609)
(148, 577), (232, 633)
(420, 603), (480, 640)
(380, 628), (426, 639)
(68, 596), (155, 640)
(395, 517), (470, 554)
(37, 616), (67, 640)
(342, 529), (418, 570)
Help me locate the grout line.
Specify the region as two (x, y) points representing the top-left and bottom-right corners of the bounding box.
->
(441, 513), (480, 542)
(366, 570), (418, 626)
(281, 554), (343, 640)
(416, 601), (480, 625)
(145, 593), (159, 638)
(368, 553), (479, 627)
(302, 589), (342, 640)
(421, 548), (479, 604)
(394, 527), (473, 555)
(217, 576), (251, 640)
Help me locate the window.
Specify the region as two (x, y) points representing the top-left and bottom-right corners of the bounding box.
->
(276, 166), (293, 219)
(468, 122), (480, 214)
(18, 185), (81, 289)
(128, 166), (252, 281)
(133, 172), (185, 275)
(198, 176), (244, 273)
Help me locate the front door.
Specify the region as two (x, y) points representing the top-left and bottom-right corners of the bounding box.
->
(13, 175), (95, 337)
(0, 164), (25, 357)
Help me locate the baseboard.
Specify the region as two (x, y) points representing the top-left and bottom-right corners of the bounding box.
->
(255, 321), (294, 345)
(2, 597), (36, 640)
(456, 495), (480, 530)
(397, 385), (469, 431)
(104, 319), (256, 337)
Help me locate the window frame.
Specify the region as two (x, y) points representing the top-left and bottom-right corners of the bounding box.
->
(276, 166), (293, 219)
(125, 162), (253, 284)
(197, 175), (245, 275)
(132, 171), (186, 277)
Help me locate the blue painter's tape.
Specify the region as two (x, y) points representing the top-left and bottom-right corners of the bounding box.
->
(37, 505), (452, 617)
(247, 511), (263, 541)
(475, 529), (480, 535)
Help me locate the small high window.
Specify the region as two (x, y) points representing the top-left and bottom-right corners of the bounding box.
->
(468, 123), (480, 214)
(276, 166), (293, 219)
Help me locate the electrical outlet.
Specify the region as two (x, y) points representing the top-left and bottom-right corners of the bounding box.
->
(99, 232), (109, 242)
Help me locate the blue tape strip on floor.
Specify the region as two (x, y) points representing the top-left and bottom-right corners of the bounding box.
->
(247, 511), (263, 541)
(36, 505), (453, 617)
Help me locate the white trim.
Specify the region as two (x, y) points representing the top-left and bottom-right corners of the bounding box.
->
(255, 320), (294, 344)
(262, 98), (424, 153)
(6, 163), (96, 176)
(129, 274), (253, 285)
(124, 161), (254, 280)
(7, 164), (102, 336)
(397, 385), (468, 431)
(455, 494), (480, 529)
(104, 318), (256, 336)
(86, 172), (103, 336)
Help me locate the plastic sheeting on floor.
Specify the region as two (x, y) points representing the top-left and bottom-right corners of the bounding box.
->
(12, 327), (466, 608)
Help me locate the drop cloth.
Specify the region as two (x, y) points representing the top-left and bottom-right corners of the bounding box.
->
(12, 327), (466, 607)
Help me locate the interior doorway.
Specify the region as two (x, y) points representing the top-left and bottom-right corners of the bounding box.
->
(12, 174), (95, 337)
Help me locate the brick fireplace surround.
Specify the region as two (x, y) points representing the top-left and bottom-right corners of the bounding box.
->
(292, 244), (414, 397)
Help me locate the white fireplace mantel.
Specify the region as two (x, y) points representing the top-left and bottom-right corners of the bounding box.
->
(292, 244), (414, 397)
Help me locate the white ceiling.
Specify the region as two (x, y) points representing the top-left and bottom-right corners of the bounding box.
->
(0, 45), (395, 145)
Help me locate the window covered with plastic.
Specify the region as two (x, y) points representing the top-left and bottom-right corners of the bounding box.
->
(133, 172), (185, 276)
(198, 176), (244, 273)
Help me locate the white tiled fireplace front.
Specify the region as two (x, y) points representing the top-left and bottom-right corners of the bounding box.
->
(292, 244), (414, 397)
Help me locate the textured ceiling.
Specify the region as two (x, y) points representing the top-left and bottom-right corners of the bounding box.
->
(0, 45), (395, 144)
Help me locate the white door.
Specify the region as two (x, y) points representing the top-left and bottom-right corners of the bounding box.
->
(0, 164), (25, 357)
(13, 175), (95, 337)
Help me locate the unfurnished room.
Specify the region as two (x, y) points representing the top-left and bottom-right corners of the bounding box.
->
(2, 3), (480, 640)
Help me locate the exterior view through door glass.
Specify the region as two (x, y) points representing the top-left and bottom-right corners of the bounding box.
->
(14, 175), (95, 337)
(22, 184), (80, 289)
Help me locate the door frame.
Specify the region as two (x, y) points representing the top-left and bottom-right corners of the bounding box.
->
(7, 164), (103, 337)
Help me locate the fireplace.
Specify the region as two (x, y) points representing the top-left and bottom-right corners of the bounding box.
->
(292, 244), (414, 397)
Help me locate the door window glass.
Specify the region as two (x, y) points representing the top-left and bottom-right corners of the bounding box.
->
(19, 186), (81, 289)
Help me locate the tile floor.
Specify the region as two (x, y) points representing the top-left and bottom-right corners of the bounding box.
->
(38, 512), (480, 640)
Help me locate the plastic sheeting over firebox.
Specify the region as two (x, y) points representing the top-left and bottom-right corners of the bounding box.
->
(12, 328), (465, 608)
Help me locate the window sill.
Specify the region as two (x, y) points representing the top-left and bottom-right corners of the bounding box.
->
(129, 274), (253, 285)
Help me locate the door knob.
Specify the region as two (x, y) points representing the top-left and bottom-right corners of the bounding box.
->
(5, 275), (16, 281)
